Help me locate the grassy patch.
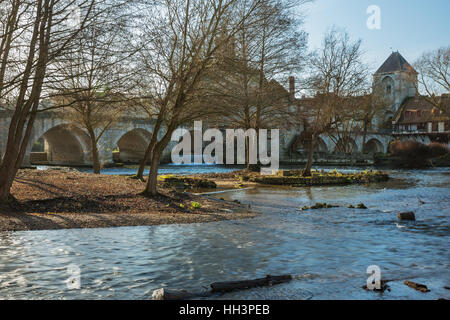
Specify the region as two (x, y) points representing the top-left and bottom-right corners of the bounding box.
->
(244, 169), (389, 186)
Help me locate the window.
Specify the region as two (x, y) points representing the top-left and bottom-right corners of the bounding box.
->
(433, 123), (438, 132)
(386, 85), (392, 95)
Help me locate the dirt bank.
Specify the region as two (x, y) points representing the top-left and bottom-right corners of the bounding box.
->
(0, 169), (256, 232)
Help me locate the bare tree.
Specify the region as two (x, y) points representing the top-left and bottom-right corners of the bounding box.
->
(253, 0), (309, 130)
(0, 0), (97, 205)
(133, 0), (263, 196)
(408, 46), (449, 111)
(205, 0), (309, 170)
(297, 27), (369, 176)
(357, 86), (390, 149)
(48, 1), (136, 174)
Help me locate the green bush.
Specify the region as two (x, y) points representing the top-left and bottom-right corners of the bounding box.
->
(191, 202), (202, 209)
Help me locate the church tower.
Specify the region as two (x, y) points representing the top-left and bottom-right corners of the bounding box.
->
(372, 51), (418, 124)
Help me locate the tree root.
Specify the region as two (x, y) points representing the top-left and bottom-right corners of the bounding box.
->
(128, 174), (146, 182)
(0, 194), (19, 211)
(139, 190), (160, 198)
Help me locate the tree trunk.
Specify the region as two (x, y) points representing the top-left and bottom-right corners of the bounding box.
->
(136, 140), (153, 180)
(143, 125), (175, 196)
(0, 106), (39, 204)
(87, 128), (101, 174)
(91, 143), (101, 174)
(137, 113), (164, 180)
(303, 135), (316, 177)
(0, 2), (51, 204)
(0, 103), (40, 205)
(144, 149), (162, 196)
(0, 166), (16, 205)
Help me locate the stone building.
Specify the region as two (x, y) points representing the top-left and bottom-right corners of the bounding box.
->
(392, 95), (450, 145)
(285, 51), (449, 163)
(373, 51), (449, 146)
(372, 51), (418, 117)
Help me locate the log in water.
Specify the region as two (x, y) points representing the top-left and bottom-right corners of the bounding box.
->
(210, 275), (293, 293)
(152, 275), (293, 300)
(404, 281), (430, 293)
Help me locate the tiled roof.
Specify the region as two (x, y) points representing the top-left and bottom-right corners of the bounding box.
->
(376, 52), (417, 74)
(395, 95), (450, 124)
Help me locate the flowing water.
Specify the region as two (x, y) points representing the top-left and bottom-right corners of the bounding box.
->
(0, 167), (449, 300)
(38, 164), (248, 176)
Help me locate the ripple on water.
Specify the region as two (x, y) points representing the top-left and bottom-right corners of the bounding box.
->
(0, 168), (449, 300)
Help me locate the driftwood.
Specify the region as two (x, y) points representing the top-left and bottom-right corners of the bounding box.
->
(210, 275), (292, 293)
(152, 288), (211, 300)
(404, 281), (430, 293)
(152, 274), (292, 300)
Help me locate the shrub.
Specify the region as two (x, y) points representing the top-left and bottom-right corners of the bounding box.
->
(389, 140), (449, 168)
(159, 174), (176, 180)
(428, 142), (449, 158)
(191, 202), (202, 209)
(390, 140), (449, 159)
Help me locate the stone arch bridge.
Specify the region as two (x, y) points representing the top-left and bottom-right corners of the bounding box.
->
(0, 111), (173, 166)
(281, 130), (395, 163)
(1, 110), (397, 167)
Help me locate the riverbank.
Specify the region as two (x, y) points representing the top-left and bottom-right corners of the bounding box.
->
(0, 170), (255, 232)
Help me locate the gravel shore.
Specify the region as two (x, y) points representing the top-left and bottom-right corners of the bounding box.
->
(0, 169), (256, 232)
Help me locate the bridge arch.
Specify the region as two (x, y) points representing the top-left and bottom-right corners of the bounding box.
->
(31, 124), (91, 165)
(315, 137), (328, 153)
(116, 128), (152, 163)
(334, 137), (358, 154)
(291, 135), (329, 154)
(363, 138), (384, 154)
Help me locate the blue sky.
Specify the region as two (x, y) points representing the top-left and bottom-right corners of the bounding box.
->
(301, 0), (450, 72)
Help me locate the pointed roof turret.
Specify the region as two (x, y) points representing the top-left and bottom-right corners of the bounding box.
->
(375, 51), (417, 74)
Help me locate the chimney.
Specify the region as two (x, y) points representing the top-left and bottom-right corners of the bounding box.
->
(289, 76), (295, 102)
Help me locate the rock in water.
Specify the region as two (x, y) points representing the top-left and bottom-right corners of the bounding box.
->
(398, 212), (416, 221)
(357, 203), (368, 209)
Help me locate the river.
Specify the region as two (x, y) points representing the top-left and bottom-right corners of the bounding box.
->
(0, 166), (449, 300)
